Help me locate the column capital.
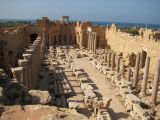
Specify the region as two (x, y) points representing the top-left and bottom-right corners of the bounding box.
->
(18, 59), (28, 66)
(23, 54), (32, 61)
(11, 67), (23, 81)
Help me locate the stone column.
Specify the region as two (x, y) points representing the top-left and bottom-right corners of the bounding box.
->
(133, 52), (140, 87)
(104, 55), (107, 63)
(141, 57), (150, 96)
(90, 33), (93, 52)
(29, 45), (37, 88)
(11, 67), (23, 82)
(107, 52), (111, 67)
(111, 52), (115, 71)
(151, 60), (160, 106)
(94, 34), (97, 54)
(26, 49), (34, 89)
(18, 59), (28, 89)
(34, 39), (41, 71)
(23, 54), (32, 90)
(90, 33), (92, 52)
(88, 32), (90, 51)
(116, 56), (121, 73)
(120, 61), (125, 77)
(89, 32), (91, 52)
(126, 67), (131, 81)
(92, 33), (94, 53)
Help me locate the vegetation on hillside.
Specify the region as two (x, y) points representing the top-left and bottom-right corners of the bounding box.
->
(0, 21), (30, 27)
(121, 27), (139, 36)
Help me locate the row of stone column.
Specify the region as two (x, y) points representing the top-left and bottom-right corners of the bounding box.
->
(104, 51), (160, 106)
(11, 36), (42, 90)
(87, 31), (97, 54)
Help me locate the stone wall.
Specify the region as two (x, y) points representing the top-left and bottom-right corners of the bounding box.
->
(0, 26), (30, 68)
(91, 26), (106, 48)
(106, 25), (160, 75)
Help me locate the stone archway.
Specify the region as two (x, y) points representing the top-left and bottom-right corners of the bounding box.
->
(30, 33), (38, 44)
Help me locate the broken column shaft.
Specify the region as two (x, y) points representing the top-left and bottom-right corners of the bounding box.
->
(107, 52), (111, 67)
(126, 67), (131, 81)
(141, 57), (150, 96)
(133, 52), (140, 87)
(151, 60), (160, 106)
(116, 56), (121, 73)
(111, 52), (115, 71)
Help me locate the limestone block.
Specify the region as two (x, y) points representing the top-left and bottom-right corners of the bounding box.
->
(29, 90), (52, 105)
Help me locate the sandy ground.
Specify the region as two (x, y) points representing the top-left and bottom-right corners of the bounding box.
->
(74, 57), (129, 120)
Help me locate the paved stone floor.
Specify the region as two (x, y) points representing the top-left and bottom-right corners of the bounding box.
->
(74, 57), (129, 120)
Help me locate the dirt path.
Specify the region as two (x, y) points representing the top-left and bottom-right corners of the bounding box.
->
(74, 57), (129, 120)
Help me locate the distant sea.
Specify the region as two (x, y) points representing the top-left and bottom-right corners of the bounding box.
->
(91, 21), (160, 29)
(0, 18), (160, 29)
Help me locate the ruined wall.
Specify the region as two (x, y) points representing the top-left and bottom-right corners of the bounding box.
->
(91, 26), (106, 48)
(0, 26), (31, 67)
(75, 21), (91, 48)
(106, 25), (160, 75)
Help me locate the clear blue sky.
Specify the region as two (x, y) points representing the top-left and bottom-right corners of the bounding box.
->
(0, 0), (160, 24)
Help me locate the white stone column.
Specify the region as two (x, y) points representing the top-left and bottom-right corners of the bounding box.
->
(23, 54), (32, 90)
(11, 67), (23, 83)
(18, 59), (28, 89)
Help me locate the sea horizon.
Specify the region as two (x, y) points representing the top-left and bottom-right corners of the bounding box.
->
(0, 18), (160, 29)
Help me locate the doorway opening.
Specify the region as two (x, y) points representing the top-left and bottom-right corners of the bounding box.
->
(30, 33), (38, 44)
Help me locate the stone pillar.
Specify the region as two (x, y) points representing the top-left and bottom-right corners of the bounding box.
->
(94, 34), (97, 54)
(120, 61), (125, 77)
(111, 52), (115, 71)
(116, 56), (121, 73)
(151, 60), (160, 106)
(88, 32), (90, 51)
(11, 67), (23, 82)
(26, 49), (35, 89)
(107, 52), (111, 67)
(29, 45), (37, 88)
(133, 52), (140, 87)
(23, 54), (32, 90)
(89, 32), (92, 51)
(92, 33), (94, 53)
(18, 59), (28, 89)
(141, 57), (150, 96)
(89, 32), (91, 52)
(126, 67), (131, 81)
(90, 33), (93, 52)
(104, 55), (107, 63)
(34, 39), (41, 71)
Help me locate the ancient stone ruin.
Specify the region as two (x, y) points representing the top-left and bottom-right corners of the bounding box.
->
(0, 16), (160, 120)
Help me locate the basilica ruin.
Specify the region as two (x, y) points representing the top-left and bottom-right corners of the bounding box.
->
(0, 16), (160, 120)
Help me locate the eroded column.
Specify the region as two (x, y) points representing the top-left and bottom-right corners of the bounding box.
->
(141, 57), (150, 96)
(18, 59), (28, 89)
(94, 34), (97, 54)
(107, 52), (111, 67)
(23, 54), (32, 90)
(111, 52), (115, 71)
(116, 56), (121, 73)
(126, 67), (131, 81)
(120, 60), (125, 77)
(133, 52), (140, 87)
(151, 60), (160, 106)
